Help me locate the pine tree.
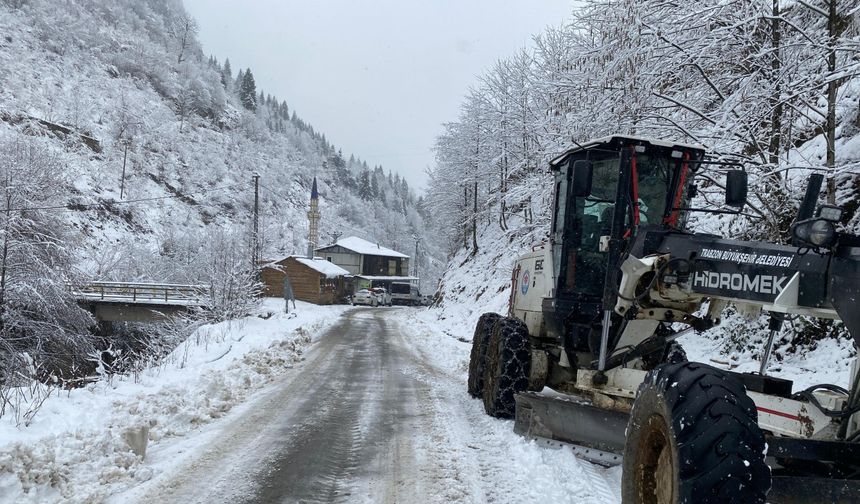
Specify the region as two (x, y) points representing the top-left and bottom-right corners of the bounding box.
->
(371, 173), (380, 199)
(234, 68), (244, 94)
(240, 69), (257, 111)
(222, 58), (232, 88)
(332, 149), (346, 169)
(400, 178), (409, 201)
(358, 168), (372, 200)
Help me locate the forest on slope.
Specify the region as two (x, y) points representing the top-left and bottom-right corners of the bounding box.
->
(425, 0), (860, 363)
(0, 0), (439, 401)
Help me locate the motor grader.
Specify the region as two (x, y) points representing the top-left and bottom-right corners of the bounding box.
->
(467, 135), (860, 503)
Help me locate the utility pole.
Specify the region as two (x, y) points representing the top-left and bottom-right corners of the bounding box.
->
(412, 235), (421, 279)
(0, 175), (12, 326)
(252, 173), (260, 269)
(120, 140), (129, 199)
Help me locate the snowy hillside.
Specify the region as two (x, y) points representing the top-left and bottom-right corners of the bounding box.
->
(0, 0), (445, 432)
(424, 0), (860, 379)
(0, 0), (438, 282)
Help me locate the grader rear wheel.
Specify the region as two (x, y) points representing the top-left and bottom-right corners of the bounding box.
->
(467, 313), (501, 398)
(482, 316), (530, 418)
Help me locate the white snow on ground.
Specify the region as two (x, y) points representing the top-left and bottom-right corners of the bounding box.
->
(394, 308), (623, 504)
(0, 299), (348, 504)
(680, 329), (857, 391)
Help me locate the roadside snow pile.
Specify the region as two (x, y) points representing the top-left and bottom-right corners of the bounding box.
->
(0, 299), (347, 504)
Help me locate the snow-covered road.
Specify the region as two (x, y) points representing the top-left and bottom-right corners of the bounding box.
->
(120, 307), (621, 504)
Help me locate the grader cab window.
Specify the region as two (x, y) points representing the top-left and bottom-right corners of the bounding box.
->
(564, 152), (620, 296)
(558, 147), (678, 297)
(634, 153), (673, 225)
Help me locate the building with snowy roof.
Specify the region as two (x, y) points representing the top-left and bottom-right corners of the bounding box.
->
(260, 256), (349, 305)
(315, 236), (417, 292)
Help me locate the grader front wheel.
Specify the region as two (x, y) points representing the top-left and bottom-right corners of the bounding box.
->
(622, 362), (770, 504)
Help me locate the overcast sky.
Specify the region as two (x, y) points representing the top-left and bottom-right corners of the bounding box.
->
(184, 0), (574, 191)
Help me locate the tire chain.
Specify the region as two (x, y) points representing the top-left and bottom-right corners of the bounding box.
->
(468, 313), (501, 398)
(482, 317), (530, 418)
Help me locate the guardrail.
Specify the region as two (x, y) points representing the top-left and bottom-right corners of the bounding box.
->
(69, 281), (211, 305)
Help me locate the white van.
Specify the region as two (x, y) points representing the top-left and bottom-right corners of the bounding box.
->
(390, 282), (418, 305)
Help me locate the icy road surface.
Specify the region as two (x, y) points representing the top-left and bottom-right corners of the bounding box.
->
(124, 308), (621, 504)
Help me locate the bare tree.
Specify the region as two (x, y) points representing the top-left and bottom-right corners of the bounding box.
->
(0, 136), (94, 391)
(166, 10), (198, 65)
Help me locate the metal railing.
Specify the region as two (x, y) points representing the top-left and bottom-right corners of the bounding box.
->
(69, 281), (210, 305)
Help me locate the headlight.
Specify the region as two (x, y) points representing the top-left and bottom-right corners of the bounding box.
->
(792, 218), (837, 248)
(808, 220), (835, 246)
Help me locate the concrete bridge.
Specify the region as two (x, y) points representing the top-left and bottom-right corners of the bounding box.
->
(70, 281), (210, 322)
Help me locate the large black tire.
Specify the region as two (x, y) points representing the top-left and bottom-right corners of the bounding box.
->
(622, 362), (770, 504)
(482, 316), (531, 418)
(467, 313), (501, 398)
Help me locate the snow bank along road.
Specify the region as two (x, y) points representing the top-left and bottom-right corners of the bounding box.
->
(122, 308), (621, 504)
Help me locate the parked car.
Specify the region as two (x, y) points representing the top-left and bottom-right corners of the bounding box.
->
(371, 287), (392, 306)
(352, 288), (378, 306)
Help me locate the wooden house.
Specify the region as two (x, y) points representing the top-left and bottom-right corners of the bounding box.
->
(260, 256), (349, 305)
(314, 236), (418, 294)
(315, 236), (410, 276)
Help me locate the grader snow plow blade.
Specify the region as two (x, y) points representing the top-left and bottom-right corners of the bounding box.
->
(513, 392), (628, 465)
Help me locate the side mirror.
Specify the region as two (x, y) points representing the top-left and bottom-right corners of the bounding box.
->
(725, 170), (748, 208)
(571, 160), (593, 197)
(817, 204), (844, 223)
